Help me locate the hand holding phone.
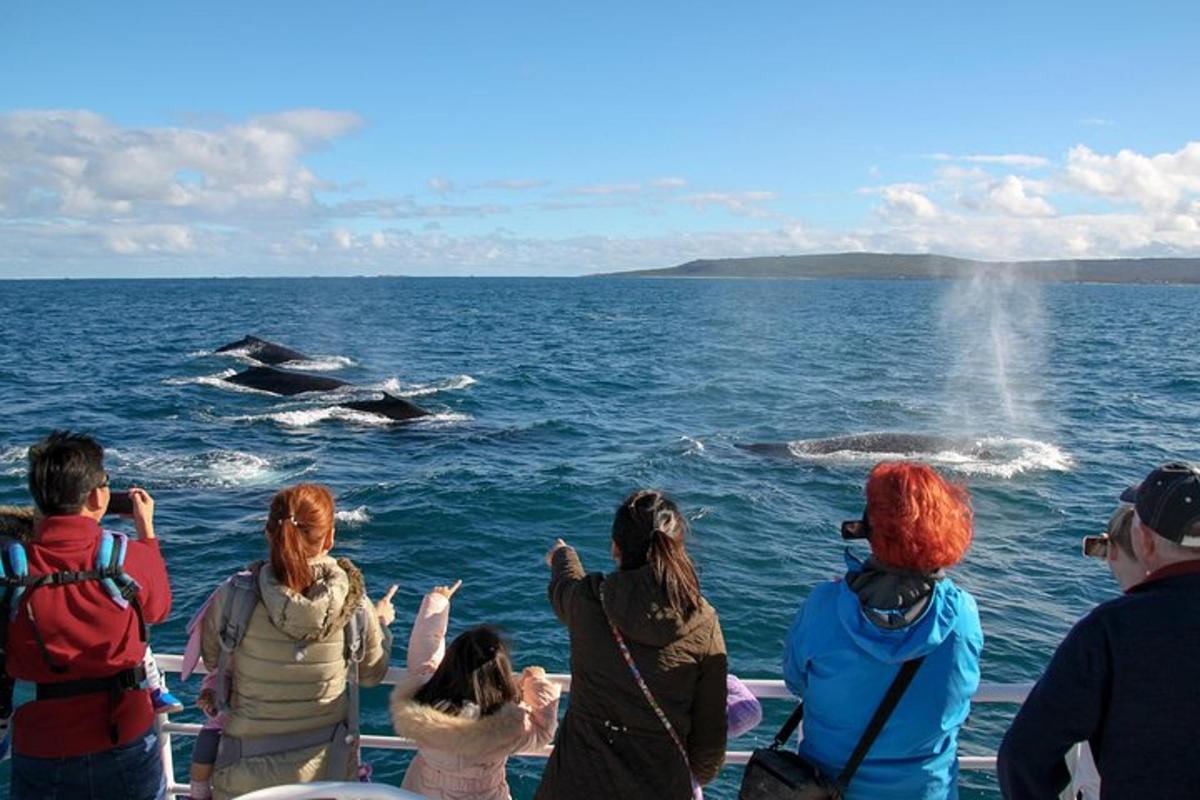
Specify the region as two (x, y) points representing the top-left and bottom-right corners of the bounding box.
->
(129, 488), (156, 540)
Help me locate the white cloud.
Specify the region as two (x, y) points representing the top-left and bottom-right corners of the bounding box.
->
(3, 109), (1200, 275)
(1081, 118), (1116, 127)
(1063, 142), (1200, 212)
(566, 183), (643, 196)
(987, 176), (1055, 217)
(0, 109), (360, 223)
(678, 190), (777, 217)
(427, 176), (455, 195)
(877, 186), (940, 220)
(651, 177), (688, 189)
(474, 178), (546, 190)
(930, 153), (1051, 169)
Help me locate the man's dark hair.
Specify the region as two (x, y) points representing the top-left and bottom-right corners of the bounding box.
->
(27, 430), (106, 515)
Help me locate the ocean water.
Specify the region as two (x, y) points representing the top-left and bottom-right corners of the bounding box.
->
(1, 275), (1197, 799)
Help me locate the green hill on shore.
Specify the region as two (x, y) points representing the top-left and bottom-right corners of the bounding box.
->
(589, 253), (1200, 284)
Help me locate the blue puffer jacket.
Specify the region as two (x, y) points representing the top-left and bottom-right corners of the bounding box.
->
(782, 551), (983, 800)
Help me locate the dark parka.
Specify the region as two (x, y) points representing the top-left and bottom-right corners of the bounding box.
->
(535, 546), (728, 800)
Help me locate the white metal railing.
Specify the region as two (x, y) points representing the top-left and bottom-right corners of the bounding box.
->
(154, 654), (1032, 797)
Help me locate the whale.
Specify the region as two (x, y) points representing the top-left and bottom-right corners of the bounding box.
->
(221, 366), (430, 421)
(739, 433), (1000, 460)
(341, 394), (430, 422)
(224, 366), (349, 395)
(216, 336), (309, 366)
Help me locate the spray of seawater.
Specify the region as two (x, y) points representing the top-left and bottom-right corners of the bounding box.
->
(939, 266), (1049, 436)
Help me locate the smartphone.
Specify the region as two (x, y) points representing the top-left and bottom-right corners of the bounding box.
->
(107, 491), (134, 516)
(1081, 535), (1109, 559)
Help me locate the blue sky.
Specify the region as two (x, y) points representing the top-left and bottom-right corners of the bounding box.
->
(2, 0), (1199, 276)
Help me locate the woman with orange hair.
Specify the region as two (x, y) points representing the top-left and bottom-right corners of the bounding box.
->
(780, 462), (983, 799)
(196, 484), (397, 799)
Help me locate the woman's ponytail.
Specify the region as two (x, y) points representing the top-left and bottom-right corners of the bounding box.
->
(265, 484), (335, 594)
(613, 490), (702, 617)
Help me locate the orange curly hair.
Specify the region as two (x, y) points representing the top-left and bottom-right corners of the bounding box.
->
(865, 461), (973, 572)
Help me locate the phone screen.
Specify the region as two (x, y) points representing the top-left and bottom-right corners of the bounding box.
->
(1081, 535), (1108, 558)
(107, 491), (134, 516)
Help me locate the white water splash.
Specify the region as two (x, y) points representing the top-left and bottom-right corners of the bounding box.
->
(785, 435), (1072, 479)
(680, 435), (706, 456)
(335, 506), (372, 527)
(280, 356), (356, 372)
(162, 369), (279, 396)
(376, 375), (477, 397)
(106, 449), (308, 488)
(0, 445), (28, 477)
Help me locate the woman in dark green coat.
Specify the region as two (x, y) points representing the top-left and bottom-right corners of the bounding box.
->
(536, 490), (728, 800)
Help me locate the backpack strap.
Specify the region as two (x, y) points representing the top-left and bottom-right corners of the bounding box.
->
(2, 541), (28, 621)
(0, 537), (23, 717)
(95, 531), (141, 608)
(214, 565), (263, 714)
(338, 604), (368, 773)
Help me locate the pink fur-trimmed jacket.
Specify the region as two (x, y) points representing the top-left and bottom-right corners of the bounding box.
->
(389, 592), (561, 800)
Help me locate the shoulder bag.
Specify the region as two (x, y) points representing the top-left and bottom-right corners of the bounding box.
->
(737, 655), (926, 800)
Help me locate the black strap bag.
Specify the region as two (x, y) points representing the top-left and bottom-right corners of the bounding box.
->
(738, 656), (925, 800)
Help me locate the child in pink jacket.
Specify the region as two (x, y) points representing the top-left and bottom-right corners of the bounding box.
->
(390, 580), (561, 800)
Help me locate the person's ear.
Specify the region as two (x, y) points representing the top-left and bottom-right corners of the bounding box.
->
(1133, 519), (1155, 563)
(611, 540), (621, 562)
(324, 526), (335, 551)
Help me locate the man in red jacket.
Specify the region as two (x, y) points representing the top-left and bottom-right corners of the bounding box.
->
(4, 431), (172, 800)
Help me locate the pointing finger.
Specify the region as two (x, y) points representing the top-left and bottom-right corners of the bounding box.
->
(383, 584), (398, 602)
(448, 579), (463, 597)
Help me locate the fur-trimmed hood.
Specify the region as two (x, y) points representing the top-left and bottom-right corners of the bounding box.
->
(390, 678), (529, 759)
(257, 554), (365, 642)
(0, 505), (38, 541)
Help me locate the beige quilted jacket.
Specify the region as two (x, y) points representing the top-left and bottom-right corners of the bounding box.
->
(200, 554), (393, 799)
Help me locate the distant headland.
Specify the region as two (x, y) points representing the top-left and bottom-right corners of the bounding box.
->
(589, 253), (1200, 284)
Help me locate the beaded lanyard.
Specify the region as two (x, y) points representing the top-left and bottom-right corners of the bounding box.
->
(599, 584), (696, 783)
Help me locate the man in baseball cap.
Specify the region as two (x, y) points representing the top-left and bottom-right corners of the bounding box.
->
(1119, 462), (1200, 546)
(998, 461), (1200, 799)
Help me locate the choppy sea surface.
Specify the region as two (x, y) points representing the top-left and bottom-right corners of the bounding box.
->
(1, 275), (1197, 799)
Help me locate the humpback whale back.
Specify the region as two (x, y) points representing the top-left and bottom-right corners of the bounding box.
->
(738, 432), (1071, 478)
(216, 336), (309, 366)
(790, 432), (965, 456)
(223, 366), (349, 396)
(343, 394), (430, 422)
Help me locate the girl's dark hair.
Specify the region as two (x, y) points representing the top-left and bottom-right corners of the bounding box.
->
(612, 489), (702, 617)
(413, 626), (520, 717)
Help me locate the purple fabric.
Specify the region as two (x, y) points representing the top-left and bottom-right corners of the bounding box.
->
(181, 590), (218, 680)
(726, 674), (762, 738)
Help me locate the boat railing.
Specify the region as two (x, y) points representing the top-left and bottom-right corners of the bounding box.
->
(153, 654), (1034, 798)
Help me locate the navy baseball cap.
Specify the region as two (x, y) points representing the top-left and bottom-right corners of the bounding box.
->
(1120, 462), (1200, 546)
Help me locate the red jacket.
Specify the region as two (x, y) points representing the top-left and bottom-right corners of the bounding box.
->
(5, 515), (172, 757)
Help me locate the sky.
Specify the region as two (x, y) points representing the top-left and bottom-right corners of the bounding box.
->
(2, 0), (1199, 277)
